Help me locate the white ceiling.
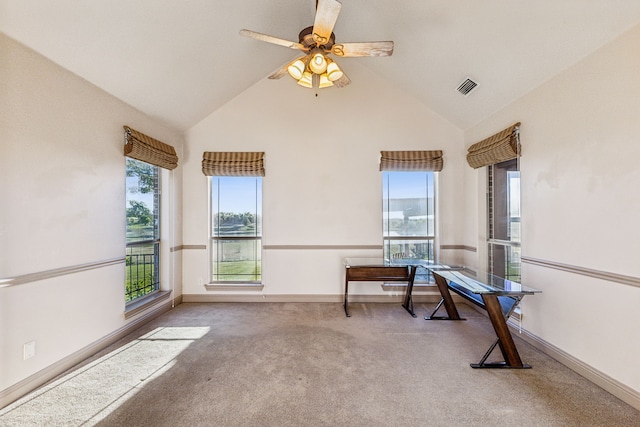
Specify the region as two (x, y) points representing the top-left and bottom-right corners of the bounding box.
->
(2, 0), (640, 131)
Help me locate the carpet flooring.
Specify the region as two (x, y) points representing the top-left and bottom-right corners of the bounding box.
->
(1, 302), (639, 426)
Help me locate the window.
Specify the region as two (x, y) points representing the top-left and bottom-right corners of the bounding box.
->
(210, 177), (262, 282)
(383, 171), (435, 281)
(488, 159), (521, 281)
(125, 158), (160, 302)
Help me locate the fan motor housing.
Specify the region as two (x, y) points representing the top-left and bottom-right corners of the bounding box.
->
(299, 26), (335, 49)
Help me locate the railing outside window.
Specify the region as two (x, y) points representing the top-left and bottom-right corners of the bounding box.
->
(211, 236), (262, 282)
(125, 240), (160, 302)
(384, 237), (435, 282)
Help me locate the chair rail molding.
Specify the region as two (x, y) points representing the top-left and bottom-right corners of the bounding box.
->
(522, 256), (640, 288)
(0, 257), (125, 288)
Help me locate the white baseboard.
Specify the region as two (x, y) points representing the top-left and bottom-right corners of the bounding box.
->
(507, 320), (640, 411)
(182, 293), (443, 304)
(0, 300), (173, 410)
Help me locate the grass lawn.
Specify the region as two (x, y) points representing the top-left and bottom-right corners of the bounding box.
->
(215, 260), (261, 281)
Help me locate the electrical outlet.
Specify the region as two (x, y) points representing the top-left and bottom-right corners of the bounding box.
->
(23, 341), (36, 360)
(198, 277), (203, 286)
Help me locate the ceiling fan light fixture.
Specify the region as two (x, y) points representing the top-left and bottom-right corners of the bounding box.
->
(326, 61), (343, 82)
(319, 73), (334, 88)
(287, 59), (306, 80)
(309, 50), (328, 74)
(297, 71), (313, 88)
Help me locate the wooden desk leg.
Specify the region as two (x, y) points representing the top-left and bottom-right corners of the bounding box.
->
(471, 294), (530, 369)
(344, 271), (351, 317)
(402, 266), (418, 318)
(425, 274), (464, 320)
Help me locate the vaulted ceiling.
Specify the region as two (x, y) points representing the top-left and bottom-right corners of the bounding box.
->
(2, 1), (640, 131)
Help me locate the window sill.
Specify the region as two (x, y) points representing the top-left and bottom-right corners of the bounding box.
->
(124, 290), (172, 319)
(204, 283), (264, 292)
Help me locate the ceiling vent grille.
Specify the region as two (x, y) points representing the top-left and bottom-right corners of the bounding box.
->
(456, 78), (478, 96)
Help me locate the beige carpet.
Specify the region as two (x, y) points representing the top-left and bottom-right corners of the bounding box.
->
(1, 302), (639, 426)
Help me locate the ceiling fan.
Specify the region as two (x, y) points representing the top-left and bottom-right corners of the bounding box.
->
(240, 0), (394, 89)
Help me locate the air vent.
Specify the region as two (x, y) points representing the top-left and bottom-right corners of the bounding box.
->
(456, 78), (478, 96)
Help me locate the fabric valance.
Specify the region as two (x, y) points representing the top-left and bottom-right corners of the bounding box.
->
(380, 150), (443, 172)
(201, 151), (265, 176)
(466, 123), (520, 169)
(123, 126), (178, 170)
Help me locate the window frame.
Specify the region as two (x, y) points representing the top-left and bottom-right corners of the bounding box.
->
(125, 158), (161, 303)
(487, 158), (521, 282)
(209, 176), (263, 284)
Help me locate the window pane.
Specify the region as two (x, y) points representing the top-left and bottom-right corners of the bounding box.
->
(507, 171), (521, 243)
(383, 172), (435, 282)
(125, 159), (160, 302)
(125, 242), (160, 301)
(383, 172), (434, 238)
(212, 239), (261, 281)
(489, 243), (521, 282)
(211, 177), (262, 282)
(489, 159), (519, 243)
(212, 177), (262, 238)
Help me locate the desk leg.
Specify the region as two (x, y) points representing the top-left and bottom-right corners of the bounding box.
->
(425, 274), (464, 320)
(470, 294), (530, 369)
(344, 271), (351, 317)
(401, 266), (418, 318)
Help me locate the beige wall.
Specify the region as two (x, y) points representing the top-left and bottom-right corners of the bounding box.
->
(3, 19), (639, 408)
(464, 24), (640, 392)
(182, 62), (464, 299)
(0, 34), (184, 395)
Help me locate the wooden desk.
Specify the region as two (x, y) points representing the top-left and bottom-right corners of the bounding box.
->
(426, 268), (541, 369)
(343, 259), (417, 317)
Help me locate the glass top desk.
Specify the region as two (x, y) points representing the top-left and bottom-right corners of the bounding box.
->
(343, 258), (450, 318)
(426, 266), (541, 369)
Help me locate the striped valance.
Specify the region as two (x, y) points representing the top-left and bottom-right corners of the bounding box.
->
(202, 152), (265, 176)
(466, 123), (520, 169)
(380, 150), (443, 172)
(123, 126), (178, 170)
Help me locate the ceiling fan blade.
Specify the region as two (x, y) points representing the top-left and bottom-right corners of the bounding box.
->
(312, 0), (342, 46)
(240, 29), (306, 51)
(268, 55), (311, 80)
(333, 72), (351, 88)
(331, 41), (394, 57)
(268, 65), (290, 80)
